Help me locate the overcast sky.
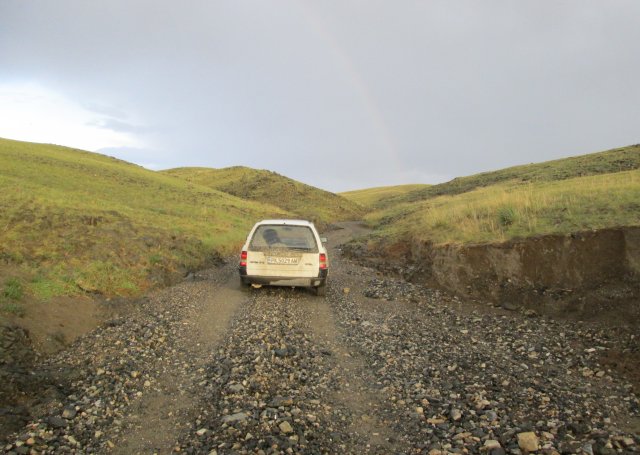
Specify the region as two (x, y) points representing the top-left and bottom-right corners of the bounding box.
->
(1, 1), (639, 192)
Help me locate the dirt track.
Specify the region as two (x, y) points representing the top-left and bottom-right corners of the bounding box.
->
(2, 223), (639, 454)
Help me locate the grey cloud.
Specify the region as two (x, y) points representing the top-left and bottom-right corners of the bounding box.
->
(82, 102), (128, 119)
(1, 0), (639, 191)
(87, 118), (150, 134)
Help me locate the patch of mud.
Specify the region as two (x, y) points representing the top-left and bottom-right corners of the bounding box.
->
(9, 295), (119, 354)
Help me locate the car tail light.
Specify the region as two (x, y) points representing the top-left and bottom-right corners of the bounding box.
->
(240, 251), (247, 267)
(319, 253), (327, 270)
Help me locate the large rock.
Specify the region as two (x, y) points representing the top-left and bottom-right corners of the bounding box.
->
(48, 416), (67, 428)
(221, 412), (248, 424)
(278, 421), (293, 434)
(62, 407), (77, 419)
(518, 432), (539, 452)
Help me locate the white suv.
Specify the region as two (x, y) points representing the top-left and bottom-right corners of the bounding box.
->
(239, 219), (328, 295)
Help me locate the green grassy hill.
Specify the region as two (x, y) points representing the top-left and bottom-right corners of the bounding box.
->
(163, 166), (364, 226)
(0, 138), (287, 304)
(3, 137), (638, 309)
(360, 144), (640, 249)
(340, 184), (430, 208)
(378, 145), (640, 209)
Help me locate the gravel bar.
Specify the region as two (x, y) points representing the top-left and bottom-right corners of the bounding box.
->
(3, 223), (639, 454)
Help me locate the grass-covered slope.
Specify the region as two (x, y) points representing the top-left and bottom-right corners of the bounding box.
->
(379, 145), (640, 209)
(362, 144), (640, 247)
(340, 184), (430, 208)
(0, 138), (286, 301)
(163, 166), (364, 226)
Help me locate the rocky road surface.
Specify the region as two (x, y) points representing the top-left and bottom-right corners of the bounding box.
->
(3, 222), (639, 454)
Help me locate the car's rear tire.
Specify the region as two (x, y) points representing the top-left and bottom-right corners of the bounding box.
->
(240, 277), (251, 291)
(314, 282), (326, 296)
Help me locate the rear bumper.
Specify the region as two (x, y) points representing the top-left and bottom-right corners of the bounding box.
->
(239, 266), (327, 287)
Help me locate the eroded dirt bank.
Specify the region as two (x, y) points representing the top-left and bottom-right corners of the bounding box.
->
(346, 226), (640, 325)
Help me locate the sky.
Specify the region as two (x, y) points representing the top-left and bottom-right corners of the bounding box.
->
(1, 1), (639, 192)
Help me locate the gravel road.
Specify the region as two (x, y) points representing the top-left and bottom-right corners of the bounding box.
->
(3, 223), (639, 454)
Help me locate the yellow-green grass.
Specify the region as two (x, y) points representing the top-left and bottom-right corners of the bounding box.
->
(365, 169), (640, 246)
(163, 166), (365, 227)
(340, 184), (430, 208)
(0, 138), (287, 300)
(377, 144), (640, 209)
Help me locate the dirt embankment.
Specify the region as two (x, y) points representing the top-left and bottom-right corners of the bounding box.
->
(346, 226), (640, 325)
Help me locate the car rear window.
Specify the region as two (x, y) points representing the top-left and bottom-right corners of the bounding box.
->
(249, 225), (318, 252)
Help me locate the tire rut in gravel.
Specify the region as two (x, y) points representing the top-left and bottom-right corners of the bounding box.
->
(112, 276), (245, 455)
(300, 292), (403, 454)
(175, 287), (406, 454)
(2, 264), (246, 454)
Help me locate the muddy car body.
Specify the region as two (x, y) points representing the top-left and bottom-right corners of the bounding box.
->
(239, 219), (328, 295)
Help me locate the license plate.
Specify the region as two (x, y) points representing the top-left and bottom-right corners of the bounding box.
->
(267, 256), (299, 265)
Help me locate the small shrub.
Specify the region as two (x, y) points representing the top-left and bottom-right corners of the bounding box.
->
(432, 219), (450, 230)
(3, 278), (24, 301)
(75, 261), (140, 295)
(1, 302), (25, 317)
(31, 274), (77, 300)
(149, 253), (163, 265)
(497, 206), (517, 227)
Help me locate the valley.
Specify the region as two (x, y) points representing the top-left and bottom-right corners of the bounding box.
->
(1, 138), (639, 453)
